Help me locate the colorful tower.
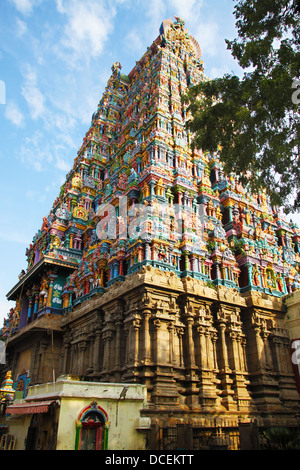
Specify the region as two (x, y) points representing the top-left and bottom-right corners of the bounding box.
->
(3, 18), (300, 441)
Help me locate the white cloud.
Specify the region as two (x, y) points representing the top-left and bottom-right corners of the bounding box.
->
(5, 101), (24, 126)
(193, 20), (220, 58)
(169, 0), (204, 23)
(21, 64), (45, 120)
(19, 132), (53, 171)
(145, 0), (166, 26)
(15, 18), (27, 37)
(125, 30), (144, 55)
(55, 132), (77, 150)
(45, 175), (66, 194)
(143, 0), (204, 35)
(55, 157), (71, 172)
(18, 128), (76, 173)
(10, 0), (36, 16)
(44, 109), (77, 132)
(55, 0), (117, 66)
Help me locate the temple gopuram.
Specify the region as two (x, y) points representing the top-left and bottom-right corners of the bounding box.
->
(2, 17), (300, 447)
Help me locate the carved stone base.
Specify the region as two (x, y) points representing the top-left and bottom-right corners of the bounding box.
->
(58, 267), (300, 426)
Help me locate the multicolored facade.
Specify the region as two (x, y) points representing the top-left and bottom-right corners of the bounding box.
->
(2, 17), (300, 447)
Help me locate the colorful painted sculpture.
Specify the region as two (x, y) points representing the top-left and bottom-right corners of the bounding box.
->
(0, 372), (15, 403)
(2, 15), (300, 336)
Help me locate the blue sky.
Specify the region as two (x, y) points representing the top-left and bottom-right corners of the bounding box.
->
(0, 0), (299, 323)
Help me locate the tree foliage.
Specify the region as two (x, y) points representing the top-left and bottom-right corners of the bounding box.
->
(185, 0), (300, 212)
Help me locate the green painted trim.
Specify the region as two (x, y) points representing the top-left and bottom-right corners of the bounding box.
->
(104, 427), (109, 450)
(75, 422), (82, 450)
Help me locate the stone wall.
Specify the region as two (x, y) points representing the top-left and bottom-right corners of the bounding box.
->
(60, 266), (300, 427)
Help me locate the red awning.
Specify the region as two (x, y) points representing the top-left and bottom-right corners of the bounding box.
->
(6, 400), (58, 415)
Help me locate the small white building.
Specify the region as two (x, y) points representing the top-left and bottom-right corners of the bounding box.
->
(6, 376), (151, 450)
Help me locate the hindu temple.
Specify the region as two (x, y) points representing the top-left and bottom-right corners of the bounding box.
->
(2, 17), (300, 449)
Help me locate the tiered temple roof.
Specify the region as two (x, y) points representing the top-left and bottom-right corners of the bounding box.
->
(2, 17), (300, 339)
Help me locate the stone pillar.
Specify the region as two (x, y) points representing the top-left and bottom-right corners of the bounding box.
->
(78, 340), (87, 376)
(132, 318), (141, 366)
(114, 321), (122, 370)
(236, 334), (244, 372)
(251, 322), (265, 371)
(241, 337), (248, 372)
(280, 337), (294, 374)
(124, 324), (130, 368)
(196, 323), (219, 410)
(31, 341), (40, 383)
(271, 336), (284, 373)
(62, 337), (70, 374)
(153, 319), (161, 365)
(37, 338), (49, 383)
(71, 344), (77, 375)
(93, 328), (102, 375)
(204, 330), (212, 369)
(143, 309), (151, 364)
(177, 327), (184, 367)
(229, 331), (240, 372)
(229, 329), (251, 410)
(211, 331), (218, 370)
(167, 321), (175, 365)
(216, 310), (236, 409)
(186, 316), (195, 368)
(261, 330), (273, 370)
(196, 325), (206, 369)
(87, 334), (95, 374)
(102, 332), (109, 372)
(106, 330), (113, 373)
(218, 319), (229, 371)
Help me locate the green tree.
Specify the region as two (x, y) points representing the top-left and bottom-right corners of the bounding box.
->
(185, 0), (300, 212)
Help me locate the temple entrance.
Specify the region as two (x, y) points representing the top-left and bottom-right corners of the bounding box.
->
(76, 402), (108, 450)
(24, 403), (59, 450)
(80, 411), (105, 450)
(25, 414), (39, 450)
